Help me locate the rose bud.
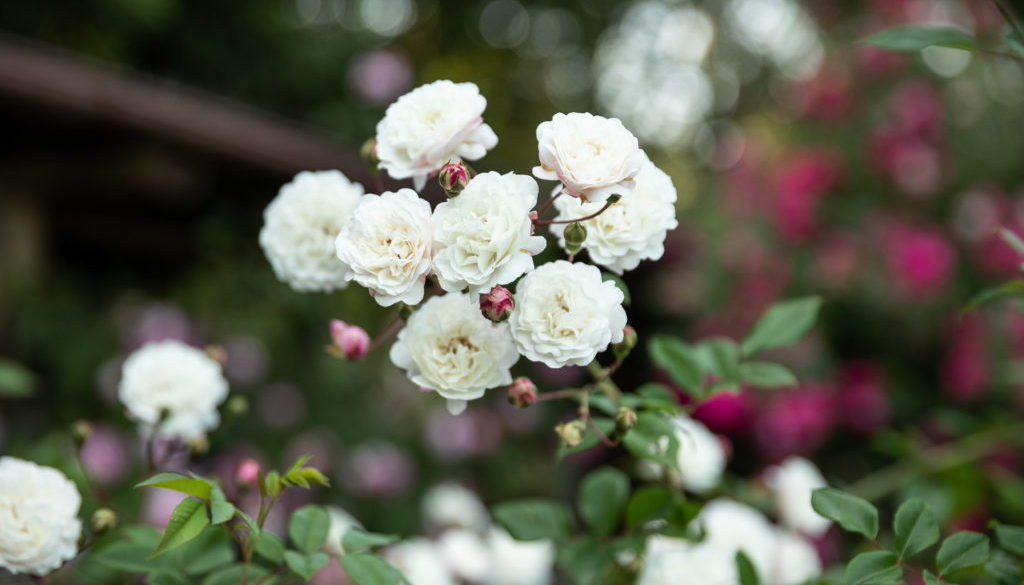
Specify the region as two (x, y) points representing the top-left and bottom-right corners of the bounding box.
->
(71, 419), (92, 446)
(564, 222), (587, 255)
(330, 319), (370, 361)
(555, 419), (587, 448)
(615, 407), (637, 434)
(480, 285), (515, 323)
(91, 508), (118, 533)
(438, 161), (470, 197)
(507, 377), (537, 408)
(361, 138), (379, 167)
(612, 325), (637, 360)
(236, 458), (262, 487)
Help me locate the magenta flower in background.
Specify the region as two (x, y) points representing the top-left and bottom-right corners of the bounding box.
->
(348, 50), (413, 106)
(692, 390), (756, 437)
(837, 361), (890, 434)
(881, 221), (957, 298)
(341, 442), (415, 499)
(754, 384), (838, 462)
(941, 313), (991, 403)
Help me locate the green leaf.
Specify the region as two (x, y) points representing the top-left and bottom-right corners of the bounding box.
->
(986, 550), (1023, 583)
(342, 528), (400, 553)
(962, 280), (1024, 314)
(493, 499), (575, 541)
(922, 571), (945, 585)
(738, 361), (798, 389)
(340, 553), (409, 585)
(264, 470), (282, 498)
(578, 467), (630, 537)
(201, 563), (269, 585)
(150, 572), (190, 585)
(695, 338), (741, 387)
(0, 360), (36, 398)
(284, 550), (330, 581)
(936, 531), (990, 574)
(893, 498), (939, 559)
(633, 383), (678, 411)
(136, 473), (213, 501)
(625, 487), (678, 529)
(180, 528), (237, 575)
(209, 484), (235, 525)
(811, 488), (879, 539)
(289, 505), (331, 553)
(736, 551), (760, 585)
(649, 335), (704, 396)
(281, 455), (331, 489)
(601, 272), (631, 306)
(740, 296), (822, 357)
(845, 551), (903, 585)
(557, 417), (615, 459)
(860, 26), (977, 52)
(622, 412), (679, 470)
(559, 537), (615, 585)
(1004, 32), (1024, 59)
(148, 497), (210, 559)
(254, 531), (286, 564)
(92, 531), (175, 573)
(995, 523), (1024, 556)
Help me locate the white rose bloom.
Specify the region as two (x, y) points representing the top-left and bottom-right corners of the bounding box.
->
(550, 159), (678, 274)
(691, 499), (777, 580)
(638, 539), (734, 585)
(432, 172), (546, 294)
(0, 457), (82, 576)
(390, 293), (519, 414)
(336, 189), (433, 307)
(764, 456), (831, 537)
(437, 529), (492, 582)
(387, 539), (457, 585)
(484, 527), (555, 585)
(259, 170), (364, 292)
(324, 506), (362, 557)
(376, 80), (498, 191)
(766, 529), (822, 585)
(533, 112), (646, 203)
(667, 415), (726, 494)
(118, 340), (229, 440)
(423, 483), (490, 533)
(508, 261), (627, 368)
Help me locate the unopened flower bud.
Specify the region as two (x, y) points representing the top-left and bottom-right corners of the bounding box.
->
(226, 395), (249, 418)
(91, 508), (118, 533)
(205, 345), (228, 366)
(615, 407), (637, 434)
(71, 420), (92, 446)
(330, 319), (370, 361)
(564, 222), (587, 255)
(438, 161), (470, 197)
(507, 377), (537, 408)
(555, 419), (587, 448)
(480, 285), (515, 323)
(188, 435), (209, 455)
(235, 458), (262, 487)
(361, 138), (379, 167)
(612, 325), (638, 361)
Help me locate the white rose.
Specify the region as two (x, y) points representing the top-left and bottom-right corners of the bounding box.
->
(533, 112), (646, 203)
(484, 527), (555, 585)
(376, 80), (498, 191)
(764, 456), (831, 537)
(638, 537), (733, 585)
(118, 340), (229, 440)
(432, 172), (546, 294)
(336, 189), (433, 307)
(437, 529), (492, 582)
(550, 159), (678, 274)
(259, 170), (364, 292)
(691, 499), (777, 580)
(667, 415), (726, 494)
(387, 538), (457, 585)
(324, 506), (362, 557)
(422, 483), (490, 533)
(0, 457), (82, 576)
(508, 261), (627, 368)
(390, 293), (519, 414)
(766, 529), (822, 585)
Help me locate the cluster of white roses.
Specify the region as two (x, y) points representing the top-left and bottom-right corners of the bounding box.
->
(259, 80), (679, 413)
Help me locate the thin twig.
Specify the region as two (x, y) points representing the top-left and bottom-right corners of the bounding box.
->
(368, 318), (405, 353)
(993, 0), (1024, 47)
(535, 191), (564, 218)
(535, 200), (615, 226)
(535, 388), (584, 403)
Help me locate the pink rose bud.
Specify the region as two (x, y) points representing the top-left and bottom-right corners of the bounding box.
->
(329, 319), (370, 361)
(438, 161), (470, 196)
(235, 458), (262, 486)
(612, 325), (637, 360)
(507, 377), (537, 408)
(480, 285), (515, 323)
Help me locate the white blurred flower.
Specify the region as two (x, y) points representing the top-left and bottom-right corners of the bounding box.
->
(533, 112), (645, 203)
(324, 506), (362, 557)
(422, 483), (490, 533)
(484, 527), (555, 585)
(551, 158), (678, 274)
(387, 538), (457, 585)
(390, 293), (519, 414)
(437, 529), (492, 582)
(118, 340), (229, 440)
(764, 456), (831, 537)
(508, 260), (627, 368)
(692, 499), (777, 579)
(259, 170), (365, 292)
(376, 80), (498, 190)
(667, 415), (726, 494)
(336, 189), (433, 307)
(638, 538), (734, 585)
(0, 457), (82, 576)
(767, 529), (822, 585)
(432, 172), (546, 294)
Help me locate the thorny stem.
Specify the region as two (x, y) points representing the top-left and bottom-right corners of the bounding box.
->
(535, 199), (615, 226)
(993, 0), (1024, 48)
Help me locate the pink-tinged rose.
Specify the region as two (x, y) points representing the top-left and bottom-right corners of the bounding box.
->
(235, 458), (261, 486)
(891, 82), (942, 141)
(330, 320), (370, 361)
(837, 361), (890, 434)
(79, 425), (130, 486)
(692, 390), (756, 437)
(882, 222), (956, 298)
(792, 69), (853, 123)
(480, 285), (515, 323)
(754, 385), (837, 462)
(438, 161), (470, 196)
(941, 314), (990, 402)
(507, 377), (537, 408)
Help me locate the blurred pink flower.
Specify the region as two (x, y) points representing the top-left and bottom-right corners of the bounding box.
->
(348, 50), (413, 106)
(80, 425), (131, 486)
(341, 442), (415, 499)
(311, 558), (350, 585)
(692, 390), (756, 437)
(882, 222), (957, 298)
(257, 382), (307, 429)
(814, 231), (861, 291)
(223, 336), (269, 384)
(754, 384), (837, 461)
(425, 407), (503, 461)
(837, 361), (890, 434)
(941, 314), (990, 402)
(793, 68), (853, 123)
(142, 487), (184, 527)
